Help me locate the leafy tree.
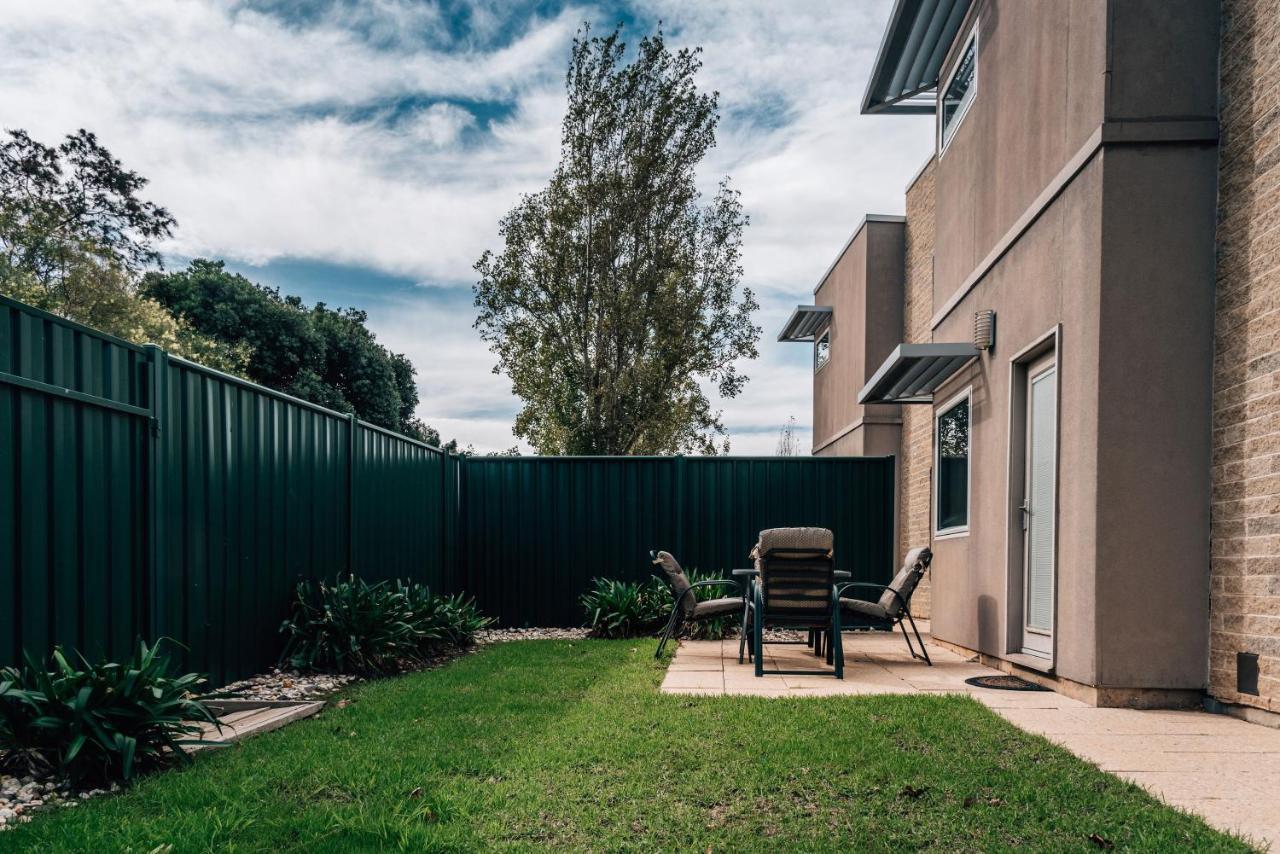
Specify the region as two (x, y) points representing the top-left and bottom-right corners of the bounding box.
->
(144, 260), (453, 444)
(474, 26), (760, 455)
(0, 128), (174, 302)
(0, 129), (239, 368)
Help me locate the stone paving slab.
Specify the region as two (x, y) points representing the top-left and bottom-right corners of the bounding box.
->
(660, 628), (1280, 849)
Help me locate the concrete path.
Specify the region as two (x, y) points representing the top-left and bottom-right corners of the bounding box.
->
(662, 629), (1280, 849)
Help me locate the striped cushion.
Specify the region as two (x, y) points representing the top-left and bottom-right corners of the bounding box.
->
(878, 547), (932, 617)
(752, 527), (834, 560)
(653, 551), (696, 617)
(760, 559), (834, 620)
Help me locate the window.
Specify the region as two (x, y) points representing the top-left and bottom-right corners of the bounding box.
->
(935, 390), (970, 534)
(938, 27), (977, 153)
(814, 330), (830, 372)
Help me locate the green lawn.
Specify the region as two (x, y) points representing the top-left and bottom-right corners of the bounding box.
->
(5, 641), (1249, 852)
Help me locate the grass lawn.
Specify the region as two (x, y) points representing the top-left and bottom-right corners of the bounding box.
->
(5, 640), (1249, 852)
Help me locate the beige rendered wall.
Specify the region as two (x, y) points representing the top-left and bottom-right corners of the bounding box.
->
(811, 219), (904, 456)
(899, 160), (937, 618)
(928, 156), (1105, 687)
(923, 0), (1219, 697)
(1211, 0), (1280, 713)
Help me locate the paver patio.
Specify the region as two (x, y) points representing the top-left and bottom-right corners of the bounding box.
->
(662, 625), (1280, 850)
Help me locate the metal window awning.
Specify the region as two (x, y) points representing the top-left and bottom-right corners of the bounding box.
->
(777, 305), (832, 342)
(858, 343), (978, 404)
(862, 0), (973, 115)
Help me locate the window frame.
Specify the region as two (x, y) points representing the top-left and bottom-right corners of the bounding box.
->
(933, 385), (972, 538)
(937, 24), (979, 156)
(814, 328), (831, 373)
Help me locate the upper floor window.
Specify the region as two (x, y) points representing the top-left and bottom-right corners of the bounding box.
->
(938, 28), (977, 154)
(814, 330), (830, 372)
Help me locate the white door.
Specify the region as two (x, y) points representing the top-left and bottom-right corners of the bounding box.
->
(1022, 361), (1056, 658)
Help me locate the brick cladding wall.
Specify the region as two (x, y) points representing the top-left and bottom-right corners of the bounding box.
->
(900, 159), (937, 617)
(1211, 0), (1280, 712)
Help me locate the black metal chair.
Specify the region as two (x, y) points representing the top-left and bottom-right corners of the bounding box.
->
(834, 546), (933, 665)
(652, 550), (743, 658)
(744, 527), (843, 679)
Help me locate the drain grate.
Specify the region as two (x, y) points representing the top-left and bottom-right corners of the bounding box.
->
(964, 674), (1050, 692)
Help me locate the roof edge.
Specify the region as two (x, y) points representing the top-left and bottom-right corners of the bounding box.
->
(813, 215), (907, 295)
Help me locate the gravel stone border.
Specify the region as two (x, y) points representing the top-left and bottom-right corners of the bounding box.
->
(0, 775), (117, 830)
(210, 668), (362, 702)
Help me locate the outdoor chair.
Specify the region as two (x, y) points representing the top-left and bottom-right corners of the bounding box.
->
(743, 527), (843, 679)
(652, 550), (744, 658)
(835, 546), (933, 665)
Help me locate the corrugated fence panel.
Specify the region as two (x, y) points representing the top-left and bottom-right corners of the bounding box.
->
(459, 456), (895, 627)
(352, 421), (450, 589)
(0, 297), (151, 670)
(155, 357), (354, 685)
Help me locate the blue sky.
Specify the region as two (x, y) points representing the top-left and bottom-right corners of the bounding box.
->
(1, 0), (933, 453)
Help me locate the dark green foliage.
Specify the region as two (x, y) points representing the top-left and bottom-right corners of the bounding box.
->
(400, 585), (493, 652)
(280, 577), (492, 675)
(142, 260), (429, 436)
(0, 641), (215, 784)
(474, 26), (760, 455)
(580, 577), (668, 638)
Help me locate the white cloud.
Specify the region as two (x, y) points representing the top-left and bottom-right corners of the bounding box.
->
(0, 0), (933, 454)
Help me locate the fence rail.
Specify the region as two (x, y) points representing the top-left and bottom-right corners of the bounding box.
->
(1, 293), (896, 685)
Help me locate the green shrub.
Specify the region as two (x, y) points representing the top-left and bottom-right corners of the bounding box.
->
(280, 576), (419, 675)
(581, 577), (668, 638)
(280, 576), (493, 674)
(400, 584), (493, 653)
(0, 640), (215, 784)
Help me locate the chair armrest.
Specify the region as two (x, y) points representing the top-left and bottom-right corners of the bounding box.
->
(666, 577), (744, 608)
(835, 581), (909, 614)
(834, 570), (851, 580)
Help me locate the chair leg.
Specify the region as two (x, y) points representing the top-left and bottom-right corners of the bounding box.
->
(738, 604), (751, 664)
(747, 612), (757, 676)
(807, 628), (815, 649)
(825, 629), (834, 665)
(655, 607), (680, 659)
(833, 625), (845, 679)
(905, 608), (932, 666)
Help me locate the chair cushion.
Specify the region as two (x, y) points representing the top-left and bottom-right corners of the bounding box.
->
(839, 598), (891, 622)
(653, 551), (695, 617)
(878, 547), (933, 617)
(751, 527), (834, 560)
(693, 597), (742, 619)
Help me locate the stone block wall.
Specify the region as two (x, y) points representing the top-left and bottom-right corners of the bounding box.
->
(1210, 0), (1280, 713)
(900, 159), (937, 616)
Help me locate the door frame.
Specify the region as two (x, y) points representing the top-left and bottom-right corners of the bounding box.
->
(1002, 325), (1061, 665)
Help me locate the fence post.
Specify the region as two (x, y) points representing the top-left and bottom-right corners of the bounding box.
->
(674, 454), (685, 559)
(348, 413), (358, 576)
(143, 344), (168, 645)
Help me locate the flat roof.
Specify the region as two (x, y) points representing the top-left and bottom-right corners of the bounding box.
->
(777, 305), (833, 343)
(861, 0), (973, 115)
(857, 343), (978, 403)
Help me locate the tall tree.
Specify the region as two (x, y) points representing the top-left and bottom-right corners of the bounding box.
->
(474, 26), (760, 456)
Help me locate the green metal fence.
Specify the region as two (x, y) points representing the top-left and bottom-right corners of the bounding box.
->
(1, 292), (897, 684)
(459, 455), (896, 627)
(1, 295), (457, 686)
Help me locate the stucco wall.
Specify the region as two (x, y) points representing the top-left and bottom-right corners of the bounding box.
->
(1211, 0), (1280, 713)
(812, 219), (904, 456)
(900, 160), (937, 618)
